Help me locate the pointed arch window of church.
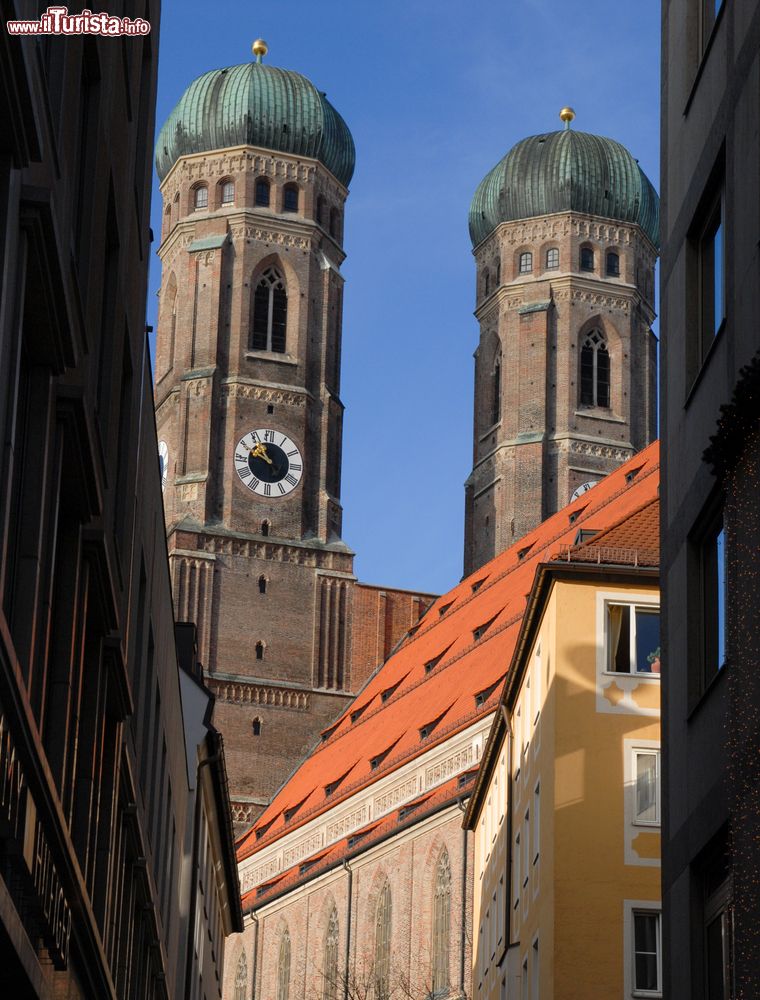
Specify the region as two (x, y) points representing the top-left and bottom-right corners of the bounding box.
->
(277, 928), (291, 1000)
(221, 180), (235, 205)
(255, 641), (264, 661)
(580, 330), (610, 408)
(317, 195), (326, 226)
(251, 266), (287, 353)
(375, 881), (392, 1000)
(283, 183), (299, 213)
(322, 906), (339, 1000)
(259, 575), (267, 594)
(234, 952), (248, 1000)
(546, 247), (559, 270)
(255, 177), (270, 207)
(519, 251), (533, 274)
(432, 849), (452, 994)
(491, 354), (502, 426)
(252, 717), (262, 736)
(261, 519), (270, 537)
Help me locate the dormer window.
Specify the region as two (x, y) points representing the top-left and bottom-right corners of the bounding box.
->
(519, 251), (533, 274)
(473, 615), (498, 641)
(283, 183), (299, 213)
(194, 185), (208, 210)
(255, 177), (270, 207)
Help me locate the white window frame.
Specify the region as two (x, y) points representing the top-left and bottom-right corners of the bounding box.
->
(596, 590), (661, 717)
(605, 602), (661, 677)
(532, 783), (540, 865)
(522, 810), (530, 889)
(632, 748), (661, 826)
(623, 900), (662, 999)
(513, 832), (521, 910)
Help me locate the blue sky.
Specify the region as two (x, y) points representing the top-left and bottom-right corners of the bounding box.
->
(147, 0), (660, 595)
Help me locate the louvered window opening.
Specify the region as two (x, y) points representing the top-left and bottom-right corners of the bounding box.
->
(491, 355), (502, 425)
(323, 907), (339, 1000)
(252, 267), (287, 352)
(375, 882), (392, 1000)
(234, 953), (247, 1000)
(431, 850), (452, 994)
(277, 930), (291, 1000)
(580, 330), (610, 408)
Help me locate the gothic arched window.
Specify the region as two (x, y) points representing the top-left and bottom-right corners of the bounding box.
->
(606, 251), (620, 276)
(375, 881), (392, 1000)
(252, 717), (262, 736)
(255, 177), (270, 207)
(316, 195), (326, 226)
(483, 268), (490, 298)
(330, 207), (341, 239)
(234, 952), (248, 1000)
(261, 519), (270, 537)
(221, 180), (235, 205)
(546, 247), (559, 270)
(491, 353), (502, 426)
(194, 185), (208, 210)
(322, 906), (339, 1000)
(277, 929), (291, 1000)
(495, 258), (501, 286)
(255, 641), (264, 661)
(283, 183), (299, 213)
(580, 329), (610, 408)
(431, 849), (452, 995)
(519, 251), (533, 274)
(258, 575), (267, 594)
(251, 266), (287, 353)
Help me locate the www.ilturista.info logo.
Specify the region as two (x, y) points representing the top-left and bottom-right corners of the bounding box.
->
(6, 6), (150, 35)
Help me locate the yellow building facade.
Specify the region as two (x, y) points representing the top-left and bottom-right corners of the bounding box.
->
(467, 496), (661, 999)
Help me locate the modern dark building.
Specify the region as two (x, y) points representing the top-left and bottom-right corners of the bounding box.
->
(661, 1), (760, 996)
(0, 5), (240, 998)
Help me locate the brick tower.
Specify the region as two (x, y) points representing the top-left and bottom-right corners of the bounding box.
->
(464, 111), (659, 574)
(153, 44), (387, 830)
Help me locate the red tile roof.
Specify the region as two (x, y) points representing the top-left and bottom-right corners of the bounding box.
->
(238, 442), (660, 864)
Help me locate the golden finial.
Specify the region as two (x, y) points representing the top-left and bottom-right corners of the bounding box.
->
(559, 107), (576, 129)
(252, 38), (268, 63)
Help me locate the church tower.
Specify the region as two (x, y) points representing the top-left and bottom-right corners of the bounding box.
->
(464, 110), (659, 574)
(153, 43), (360, 828)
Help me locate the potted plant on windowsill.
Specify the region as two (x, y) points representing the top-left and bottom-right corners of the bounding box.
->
(647, 647), (661, 673)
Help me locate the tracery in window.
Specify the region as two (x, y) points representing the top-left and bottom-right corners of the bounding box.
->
(277, 928), (291, 1000)
(255, 177), (270, 207)
(251, 266), (287, 352)
(431, 849), (451, 994)
(234, 952), (248, 1000)
(322, 906), (339, 1000)
(375, 881), (392, 1000)
(580, 329), (610, 407)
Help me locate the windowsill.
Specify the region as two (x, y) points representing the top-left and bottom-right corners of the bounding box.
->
(684, 317), (726, 409)
(245, 350), (298, 366)
(602, 670), (660, 681)
(632, 992), (662, 1000)
(683, 0), (726, 117)
(632, 820), (661, 830)
(687, 658), (728, 721)
(574, 408), (627, 425)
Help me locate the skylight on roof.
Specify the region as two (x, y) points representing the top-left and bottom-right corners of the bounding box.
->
(473, 614), (498, 642)
(438, 601), (453, 617)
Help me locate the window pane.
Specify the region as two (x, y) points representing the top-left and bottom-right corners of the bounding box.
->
(636, 753), (658, 823)
(580, 344), (595, 405)
(271, 286), (287, 353)
(581, 247), (594, 271)
(634, 913), (660, 991)
(713, 221), (723, 334)
(609, 605), (631, 672)
(546, 248), (559, 269)
(256, 180), (270, 206)
(284, 186), (298, 212)
(597, 345), (610, 407)
(706, 913), (727, 1000)
(252, 283), (269, 350)
(606, 252), (620, 276)
(635, 608), (660, 673)
(222, 181), (234, 204)
(716, 527), (726, 667)
(194, 186), (207, 209)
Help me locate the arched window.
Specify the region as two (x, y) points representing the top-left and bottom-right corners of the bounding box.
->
(255, 177), (270, 207)
(546, 247), (559, 270)
(606, 251), (620, 276)
(491, 353), (502, 426)
(316, 195), (326, 225)
(580, 246), (595, 272)
(495, 258), (501, 286)
(261, 519), (270, 537)
(431, 850), (452, 995)
(194, 185), (208, 210)
(329, 207), (341, 239)
(283, 183), (299, 212)
(277, 929), (291, 1000)
(258, 575), (267, 594)
(221, 180), (235, 205)
(251, 266), (287, 353)
(252, 717), (262, 736)
(580, 329), (610, 407)
(255, 641), (264, 661)
(234, 952), (248, 1000)
(483, 268), (490, 297)
(374, 881), (392, 1000)
(322, 906), (339, 1000)
(519, 251), (533, 274)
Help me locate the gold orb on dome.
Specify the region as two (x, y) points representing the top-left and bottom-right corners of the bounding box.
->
(252, 38), (268, 60)
(559, 106), (576, 124)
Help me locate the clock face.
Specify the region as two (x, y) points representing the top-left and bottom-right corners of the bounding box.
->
(570, 480), (598, 502)
(158, 440), (169, 492)
(234, 429), (303, 498)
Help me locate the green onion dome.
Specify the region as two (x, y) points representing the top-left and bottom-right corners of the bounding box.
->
(469, 128), (659, 248)
(155, 60), (355, 187)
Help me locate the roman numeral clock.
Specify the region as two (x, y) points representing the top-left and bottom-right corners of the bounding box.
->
(234, 429), (304, 498)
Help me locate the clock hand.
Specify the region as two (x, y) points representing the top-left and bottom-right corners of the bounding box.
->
(250, 442), (273, 465)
